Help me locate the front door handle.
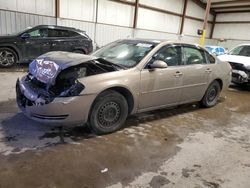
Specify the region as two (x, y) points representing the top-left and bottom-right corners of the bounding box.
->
(205, 68), (212, 73)
(174, 71), (183, 77)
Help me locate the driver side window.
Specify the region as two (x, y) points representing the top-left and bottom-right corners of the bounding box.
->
(150, 46), (182, 67)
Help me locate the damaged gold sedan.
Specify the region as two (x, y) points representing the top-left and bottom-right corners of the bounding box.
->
(16, 39), (231, 134)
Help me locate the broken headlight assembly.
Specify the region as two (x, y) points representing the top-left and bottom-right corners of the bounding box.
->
(59, 80), (85, 97)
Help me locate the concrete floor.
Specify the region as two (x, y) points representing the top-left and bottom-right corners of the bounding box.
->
(0, 72), (250, 188)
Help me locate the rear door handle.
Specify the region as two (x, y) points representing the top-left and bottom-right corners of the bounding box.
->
(205, 68), (212, 73)
(174, 71), (183, 77)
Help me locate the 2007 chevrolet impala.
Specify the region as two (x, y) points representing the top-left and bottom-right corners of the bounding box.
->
(16, 39), (232, 134)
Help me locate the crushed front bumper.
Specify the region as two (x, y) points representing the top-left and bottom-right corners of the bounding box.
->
(16, 78), (95, 126)
(231, 70), (250, 84)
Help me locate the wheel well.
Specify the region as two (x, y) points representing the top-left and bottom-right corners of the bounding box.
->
(73, 49), (86, 54)
(215, 79), (223, 90)
(102, 87), (134, 115)
(0, 46), (19, 61)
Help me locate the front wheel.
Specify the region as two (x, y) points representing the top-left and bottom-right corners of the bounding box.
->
(0, 48), (18, 67)
(201, 81), (221, 108)
(88, 90), (128, 135)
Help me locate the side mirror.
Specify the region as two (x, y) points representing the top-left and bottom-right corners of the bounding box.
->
(20, 33), (31, 39)
(149, 60), (168, 70)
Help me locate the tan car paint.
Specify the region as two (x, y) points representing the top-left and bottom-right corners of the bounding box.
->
(19, 40), (232, 125)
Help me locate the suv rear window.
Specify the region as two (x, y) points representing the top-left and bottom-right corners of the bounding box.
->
(48, 29), (70, 37)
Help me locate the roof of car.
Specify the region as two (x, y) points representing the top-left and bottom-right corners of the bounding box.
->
(205, 45), (224, 48)
(119, 38), (206, 50)
(33, 25), (86, 33)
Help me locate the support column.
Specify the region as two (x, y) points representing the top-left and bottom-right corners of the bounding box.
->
(200, 0), (212, 46)
(180, 0), (188, 35)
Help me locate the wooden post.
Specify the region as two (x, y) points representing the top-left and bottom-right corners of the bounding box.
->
(180, 0), (188, 34)
(200, 0), (212, 46)
(133, 0), (139, 28)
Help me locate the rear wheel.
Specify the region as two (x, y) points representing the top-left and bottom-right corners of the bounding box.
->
(0, 48), (18, 67)
(89, 90), (128, 135)
(201, 81), (221, 107)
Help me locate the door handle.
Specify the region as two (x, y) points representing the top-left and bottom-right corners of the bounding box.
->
(205, 68), (212, 73)
(174, 71), (183, 77)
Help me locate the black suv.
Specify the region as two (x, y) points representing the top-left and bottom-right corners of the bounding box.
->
(0, 25), (93, 67)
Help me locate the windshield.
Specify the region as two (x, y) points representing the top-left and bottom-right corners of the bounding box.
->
(92, 40), (156, 68)
(229, 45), (250, 57)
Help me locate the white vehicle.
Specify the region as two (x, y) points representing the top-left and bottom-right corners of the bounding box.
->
(218, 44), (250, 85)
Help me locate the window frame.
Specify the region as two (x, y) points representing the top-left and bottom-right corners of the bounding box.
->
(182, 45), (208, 66)
(26, 28), (48, 38)
(144, 44), (183, 69)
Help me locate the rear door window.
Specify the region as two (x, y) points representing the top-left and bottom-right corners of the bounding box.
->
(68, 31), (80, 37)
(48, 29), (69, 38)
(183, 47), (206, 65)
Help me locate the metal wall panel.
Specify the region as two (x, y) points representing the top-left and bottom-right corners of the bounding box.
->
(57, 18), (95, 39)
(140, 0), (184, 14)
(95, 23), (134, 46)
(217, 13), (250, 22)
(0, 0), (55, 16)
(186, 0), (214, 22)
(0, 9), (56, 35)
(213, 23), (250, 41)
(137, 8), (181, 34)
(183, 18), (212, 38)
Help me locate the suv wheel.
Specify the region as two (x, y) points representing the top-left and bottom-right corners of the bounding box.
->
(89, 90), (128, 135)
(0, 48), (18, 67)
(201, 81), (221, 107)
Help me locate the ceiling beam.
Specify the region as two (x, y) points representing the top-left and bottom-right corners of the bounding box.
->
(216, 21), (250, 24)
(109, 0), (134, 6)
(211, 0), (250, 6)
(216, 9), (250, 14)
(213, 5), (250, 10)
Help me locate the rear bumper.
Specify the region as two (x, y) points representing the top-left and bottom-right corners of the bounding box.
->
(16, 79), (96, 126)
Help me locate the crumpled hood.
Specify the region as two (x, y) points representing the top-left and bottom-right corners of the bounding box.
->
(29, 51), (97, 85)
(218, 54), (250, 67)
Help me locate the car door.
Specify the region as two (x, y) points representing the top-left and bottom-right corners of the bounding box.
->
(139, 45), (183, 111)
(178, 45), (211, 103)
(20, 28), (51, 60)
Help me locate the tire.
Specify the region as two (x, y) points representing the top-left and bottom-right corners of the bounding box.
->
(89, 90), (128, 135)
(0, 47), (18, 67)
(201, 81), (221, 108)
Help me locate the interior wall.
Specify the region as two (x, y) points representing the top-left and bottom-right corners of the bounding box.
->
(213, 13), (250, 49)
(0, 0), (55, 16)
(0, 0), (218, 47)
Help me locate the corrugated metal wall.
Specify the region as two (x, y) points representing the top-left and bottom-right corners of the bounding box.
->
(0, 9), (56, 35)
(0, 0), (218, 47)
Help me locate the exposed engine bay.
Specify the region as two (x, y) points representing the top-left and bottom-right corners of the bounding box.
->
(16, 57), (118, 107)
(229, 62), (250, 84)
